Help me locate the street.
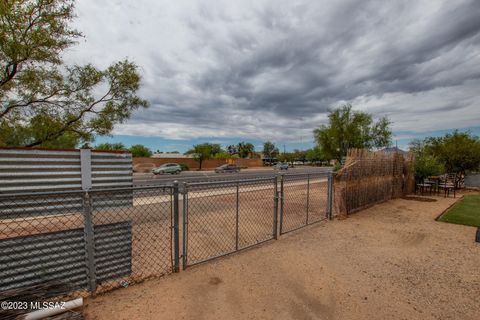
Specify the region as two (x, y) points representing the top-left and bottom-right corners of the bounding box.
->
(133, 166), (332, 186)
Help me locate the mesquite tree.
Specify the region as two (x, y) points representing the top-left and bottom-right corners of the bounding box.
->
(0, 0), (148, 148)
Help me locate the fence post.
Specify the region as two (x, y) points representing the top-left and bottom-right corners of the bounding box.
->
(172, 181), (180, 273)
(306, 174), (310, 225)
(182, 182), (188, 269)
(273, 176), (279, 240)
(82, 191), (97, 293)
(279, 174), (284, 235)
(235, 181), (240, 250)
(327, 173), (334, 220)
(80, 149), (92, 191)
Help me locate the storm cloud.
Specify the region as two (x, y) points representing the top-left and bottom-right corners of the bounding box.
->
(67, 0), (480, 143)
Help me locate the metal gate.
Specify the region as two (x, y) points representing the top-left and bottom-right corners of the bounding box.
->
(182, 177), (278, 268)
(279, 172), (332, 234)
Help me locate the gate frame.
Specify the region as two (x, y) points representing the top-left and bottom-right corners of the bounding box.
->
(279, 172), (332, 235)
(181, 177), (278, 269)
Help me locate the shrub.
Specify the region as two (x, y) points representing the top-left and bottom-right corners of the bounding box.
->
(179, 163), (190, 171)
(414, 154), (444, 181)
(333, 162), (343, 172)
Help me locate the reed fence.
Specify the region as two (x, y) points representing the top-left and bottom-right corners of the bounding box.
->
(334, 149), (415, 215)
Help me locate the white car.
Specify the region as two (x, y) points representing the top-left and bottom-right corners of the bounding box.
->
(274, 163), (289, 170)
(152, 163), (182, 174)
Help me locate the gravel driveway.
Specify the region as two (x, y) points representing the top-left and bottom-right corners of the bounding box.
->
(84, 193), (479, 320)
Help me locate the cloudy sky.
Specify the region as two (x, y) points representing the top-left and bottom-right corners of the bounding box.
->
(67, 0), (480, 152)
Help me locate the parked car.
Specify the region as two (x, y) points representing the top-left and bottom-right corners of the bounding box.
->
(274, 162), (289, 170)
(152, 163), (182, 175)
(215, 164), (240, 173)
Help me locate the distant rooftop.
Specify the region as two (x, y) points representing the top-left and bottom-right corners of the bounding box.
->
(380, 147), (408, 155)
(151, 153), (194, 159)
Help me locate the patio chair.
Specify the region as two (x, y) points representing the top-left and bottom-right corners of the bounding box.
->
(416, 179), (434, 196)
(438, 173), (456, 198)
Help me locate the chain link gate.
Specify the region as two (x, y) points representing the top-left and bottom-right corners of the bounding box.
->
(279, 172), (333, 235)
(182, 177), (278, 268)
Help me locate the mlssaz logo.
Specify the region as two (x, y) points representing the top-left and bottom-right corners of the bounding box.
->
(30, 301), (66, 310)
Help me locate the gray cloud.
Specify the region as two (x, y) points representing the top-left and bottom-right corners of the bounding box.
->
(68, 0), (480, 142)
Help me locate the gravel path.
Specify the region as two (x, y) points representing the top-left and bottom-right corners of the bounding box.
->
(84, 193), (479, 320)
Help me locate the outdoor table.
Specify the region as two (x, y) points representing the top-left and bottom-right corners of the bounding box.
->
(417, 180), (434, 196)
(427, 176), (441, 195)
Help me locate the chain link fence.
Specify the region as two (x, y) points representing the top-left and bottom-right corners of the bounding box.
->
(0, 191), (87, 296)
(89, 186), (173, 293)
(0, 186), (174, 299)
(0, 173), (333, 301)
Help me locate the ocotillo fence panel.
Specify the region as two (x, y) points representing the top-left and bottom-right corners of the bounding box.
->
(334, 149), (415, 215)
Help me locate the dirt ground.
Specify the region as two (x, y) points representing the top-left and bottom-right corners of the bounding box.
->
(83, 192), (479, 320)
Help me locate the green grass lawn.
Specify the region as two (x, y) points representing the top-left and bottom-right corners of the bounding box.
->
(439, 195), (480, 227)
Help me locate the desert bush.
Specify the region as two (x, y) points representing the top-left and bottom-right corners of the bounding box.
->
(414, 154), (444, 181)
(333, 162), (343, 172)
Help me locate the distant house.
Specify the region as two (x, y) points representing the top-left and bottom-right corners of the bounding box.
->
(379, 147), (408, 155)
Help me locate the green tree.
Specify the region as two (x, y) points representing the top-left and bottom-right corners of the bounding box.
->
(292, 149), (308, 163)
(0, 0), (147, 148)
(421, 131), (480, 176)
(414, 153), (445, 182)
(262, 141), (279, 159)
(278, 152), (296, 164)
(227, 145), (238, 155)
(313, 104), (392, 161)
(185, 143), (223, 170)
(129, 144), (152, 157)
(212, 151), (231, 159)
(95, 143), (126, 151)
(305, 147), (323, 163)
(237, 142), (254, 158)
(410, 139), (444, 181)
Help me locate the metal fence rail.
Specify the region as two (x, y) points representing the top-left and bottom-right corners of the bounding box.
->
(279, 173), (331, 235)
(0, 186), (174, 296)
(182, 177), (278, 268)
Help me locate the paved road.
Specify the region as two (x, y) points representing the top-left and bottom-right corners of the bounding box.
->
(133, 166), (332, 186)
